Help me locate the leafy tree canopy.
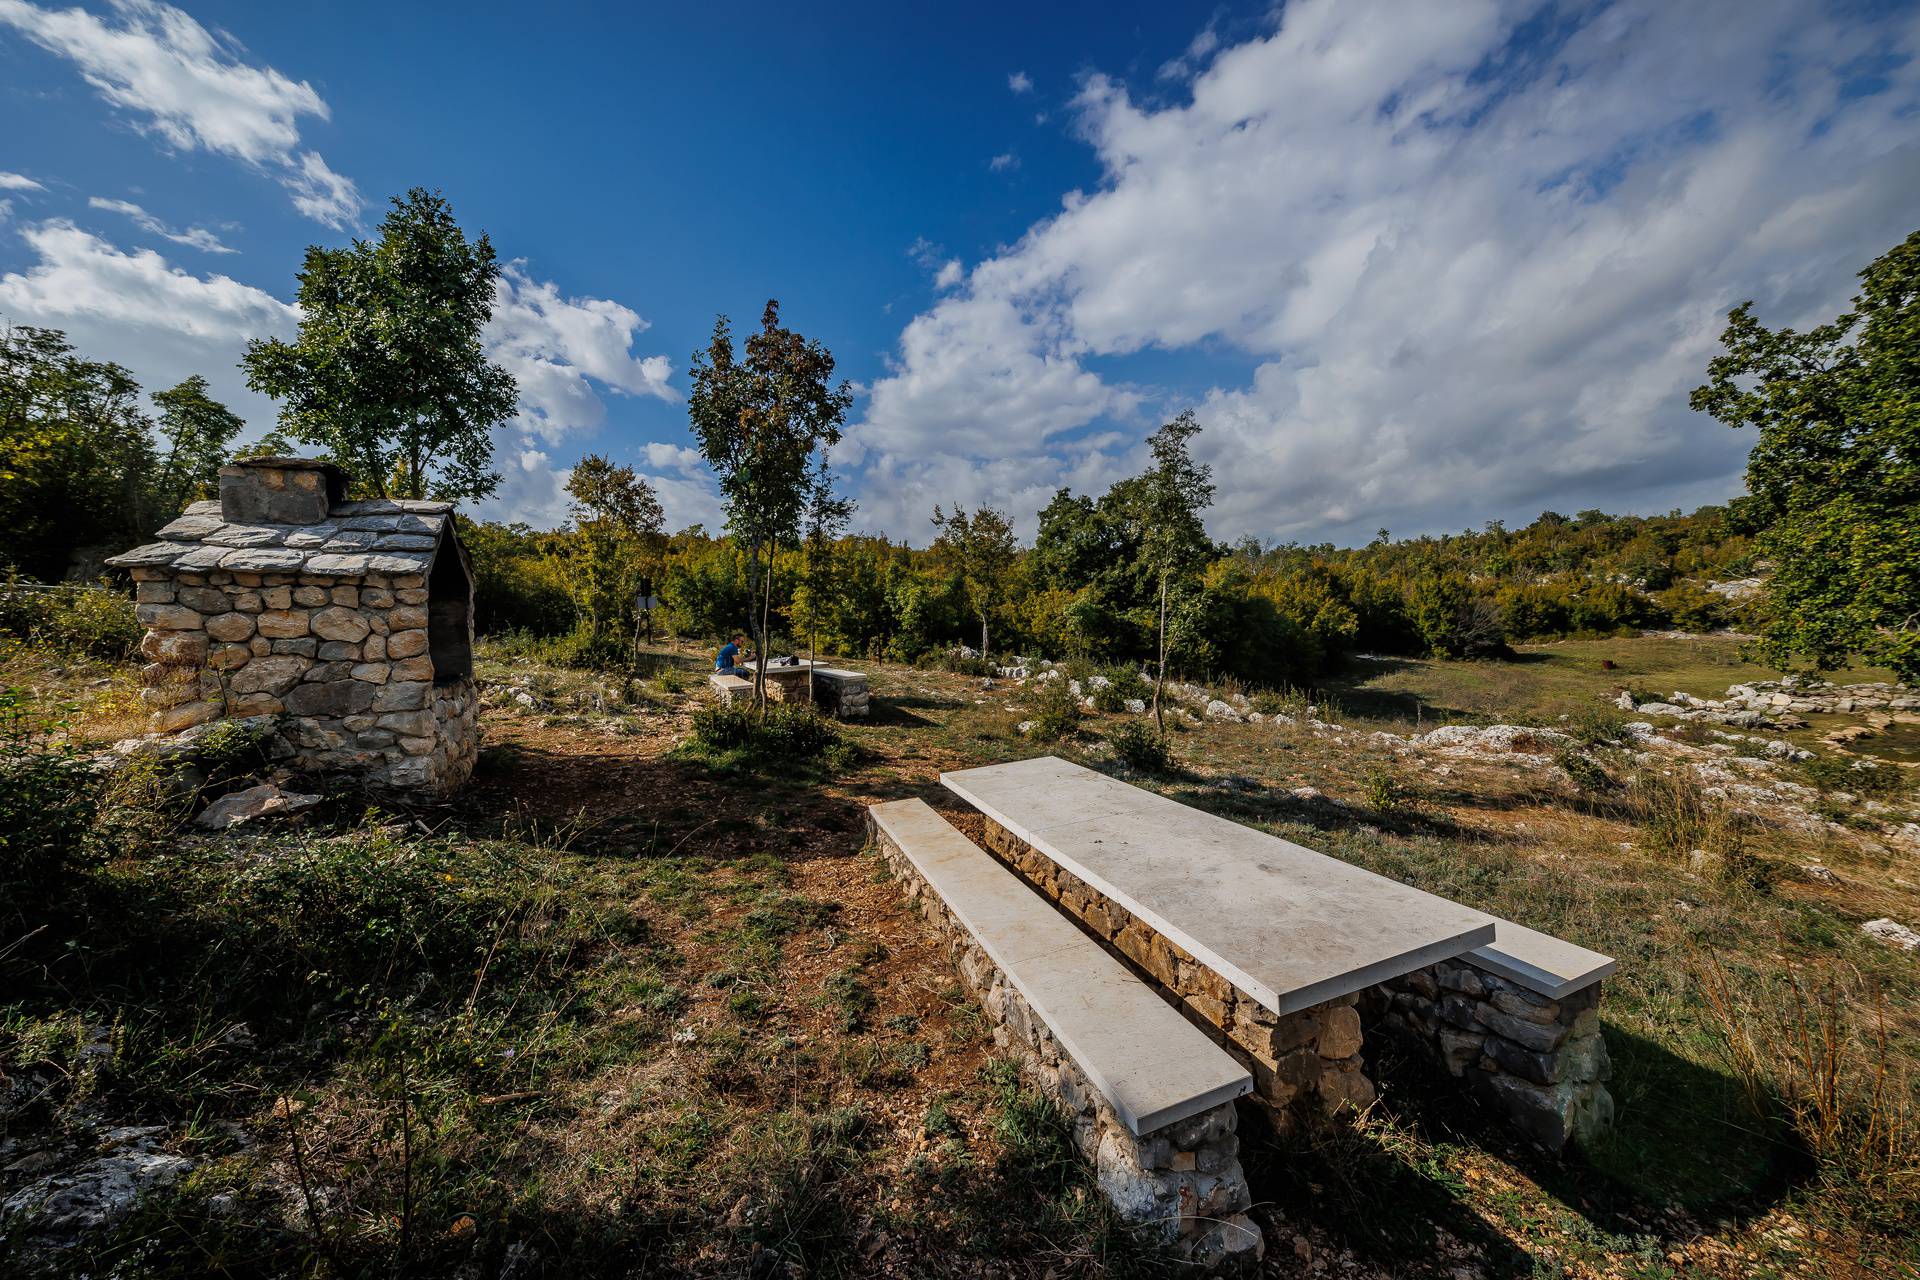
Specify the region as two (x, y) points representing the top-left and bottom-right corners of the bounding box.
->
(242, 188), (517, 502)
(1692, 228), (1920, 679)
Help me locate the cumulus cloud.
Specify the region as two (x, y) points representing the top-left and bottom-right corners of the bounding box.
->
(0, 0), (363, 227)
(88, 195), (234, 252)
(1008, 70), (1033, 94)
(0, 171), (45, 191)
(0, 222), (686, 524)
(856, 0), (1920, 544)
(988, 151), (1018, 172)
(484, 262), (677, 444)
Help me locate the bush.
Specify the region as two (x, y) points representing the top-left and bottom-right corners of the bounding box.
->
(1027, 679), (1082, 742)
(1361, 765), (1412, 813)
(1797, 754), (1910, 800)
(0, 689), (102, 893)
(1107, 720), (1171, 772)
(1553, 744), (1616, 795)
(1628, 770), (1741, 856)
(0, 581), (140, 660)
(486, 626), (636, 673)
(690, 700), (839, 758)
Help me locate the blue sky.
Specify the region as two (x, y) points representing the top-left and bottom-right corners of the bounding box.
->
(3, 1), (1917, 545)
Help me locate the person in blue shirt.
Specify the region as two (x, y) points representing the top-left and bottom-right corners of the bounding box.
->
(715, 634), (752, 677)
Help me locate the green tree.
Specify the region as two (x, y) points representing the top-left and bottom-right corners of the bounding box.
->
(1691, 229), (1920, 679)
(564, 454), (664, 648)
(794, 453), (854, 700)
(687, 301), (851, 709)
(930, 503), (1017, 663)
(1121, 411), (1215, 732)
(149, 374), (243, 519)
(0, 325), (154, 578)
(241, 188), (517, 501)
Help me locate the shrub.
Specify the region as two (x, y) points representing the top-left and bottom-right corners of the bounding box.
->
(1027, 679), (1081, 742)
(0, 689), (102, 893)
(690, 700), (839, 758)
(0, 581), (140, 660)
(1797, 754), (1910, 801)
(1361, 766), (1411, 813)
(1553, 744), (1616, 795)
(1567, 706), (1634, 747)
(1108, 720), (1171, 772)
(1628, 769), (1741, 856)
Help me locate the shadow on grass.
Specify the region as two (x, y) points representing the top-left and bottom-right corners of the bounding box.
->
(1306, 1021), (1811, 1266)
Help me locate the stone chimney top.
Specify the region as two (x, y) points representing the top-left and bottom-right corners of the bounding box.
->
(218, 456), (348, 525)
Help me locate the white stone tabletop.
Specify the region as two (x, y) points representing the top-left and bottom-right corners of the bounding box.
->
(942, 756), (1503, 1014)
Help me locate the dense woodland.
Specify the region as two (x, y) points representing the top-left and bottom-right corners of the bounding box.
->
(462, 500), (1763, 685)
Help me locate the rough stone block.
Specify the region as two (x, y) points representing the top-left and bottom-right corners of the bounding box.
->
(385, 628), (428, 659)
(372, 680), (429, 712)
(293, 586), (328, 607)
(153, 700), (222, 732)
(204, 612), (255, 642)
(388, 604), (428, 629)
(377, 709), (436, 738)
(208, 642), (252, 671)
(312, 606), (371, 642)
(390, 656), (433, 682)
(229, 654), (309, 696)
(1475, 1005), (1569, 1053)
(330, 585), (358, 607)
(141, 630), (207, 664)
(303, 661), (354, 683)
(271, 637), (318, 657)
(136, 581), (175, 603)
(1317, 1005), (1363, 1059)
(284, 680), (376, 717)
(317, 640), (361, 661)
(137, 603), (203, 631)
(351, 662), (391, 684)
(262, 586), (292, 609)
(257, 609), (309, 638)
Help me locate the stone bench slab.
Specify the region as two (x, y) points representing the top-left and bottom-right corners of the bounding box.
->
(1468, 920), (1615, 999)
(943, 757), (1498, 1015)
(870, 798), (1251, 1135)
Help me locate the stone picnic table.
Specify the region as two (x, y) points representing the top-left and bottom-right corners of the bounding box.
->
(940, 756), (1615, 1145)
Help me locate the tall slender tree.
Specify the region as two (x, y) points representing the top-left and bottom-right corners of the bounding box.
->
(1125, 411), (1215, 733)
(150, 375), (243, 519)
(241, 188), (517, 501)
(797, 452), (854, 703)
(564, 454), (664, 649)
(687, 301), (851, 710)
(930, 503), (1017, 664)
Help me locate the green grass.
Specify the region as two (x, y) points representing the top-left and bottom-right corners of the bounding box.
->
(1329, 635), (1902, 728)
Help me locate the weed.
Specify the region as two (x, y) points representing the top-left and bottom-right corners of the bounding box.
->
(1798, 754), (1910, 800)
(1361, 765), (1412, 814)
(1027, 678), (1081, 742)
(1627, 769), (1741, 857)
(0, 688), (102, 893)
(1567, 705), (1634, 747)
(1108, 719), (1173, 772)
(1553, 744), (1616, 795)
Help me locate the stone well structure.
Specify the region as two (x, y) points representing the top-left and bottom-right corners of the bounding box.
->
(106, 457), (479, 792)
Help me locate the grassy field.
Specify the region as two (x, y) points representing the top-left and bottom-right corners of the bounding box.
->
(1321, 635), (1903, 730)
(3, 633), (1916, 1278)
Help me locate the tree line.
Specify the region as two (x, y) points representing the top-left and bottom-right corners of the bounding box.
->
(3, 186), (1912, 686)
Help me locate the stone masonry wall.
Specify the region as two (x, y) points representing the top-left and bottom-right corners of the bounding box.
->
(976, 818), (1373, 1131)
(871, 818), (1263, 1270)
(128, 565), (477, 792)
(1366, 957), (1612, 1151)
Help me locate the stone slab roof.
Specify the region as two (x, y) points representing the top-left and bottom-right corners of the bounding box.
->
(106, 497), (454, 579)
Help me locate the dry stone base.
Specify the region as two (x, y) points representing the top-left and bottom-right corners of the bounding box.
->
(1365, 958), (1613, 1151)
(977, 818), (1371, 1131)
(874, 829), (1263, 1269)
(126, 567), (477, 793)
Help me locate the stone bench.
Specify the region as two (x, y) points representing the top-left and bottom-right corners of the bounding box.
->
(1367, 920), (1615, 1150)
(941, 756), (1617, 1151)
(809, 666), (869, 718)
(868, 798), (1262, 1268)
(707, 672), (751, 705)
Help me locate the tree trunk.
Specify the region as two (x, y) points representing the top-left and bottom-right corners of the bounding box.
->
(1152, 572), (1168, 735)
(981, 615), (989, 668)
(745, 539), (766, 710)
(755, 538), (777, 715)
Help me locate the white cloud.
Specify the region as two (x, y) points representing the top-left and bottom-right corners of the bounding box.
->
(483, 261), (677, 444)
(642, 441), (707, 475)
(0, 0), (362, 227)
(1008, 70), (1033, 94)
(856, 0), (1920, 544)
(88, 195), (234, 252)
(934, 259), (963, 290)
(988, 151), (1018, 172)
(0, 217), (293, 340)
(0, 171), (45, 191)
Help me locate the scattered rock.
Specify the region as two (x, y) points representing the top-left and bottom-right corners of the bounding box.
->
(195, 783), (321, 830)
(1862, 919), (1920, 953)
(0, 1126), (193, 1246)
(1800, 864), (1840, 886)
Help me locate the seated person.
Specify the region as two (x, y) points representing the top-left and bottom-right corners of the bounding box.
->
(714, 634), (753, 677)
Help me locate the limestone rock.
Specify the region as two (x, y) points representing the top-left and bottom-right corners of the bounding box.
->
(311, 606), (371, 642)
(1862, 918), (1920, 952)
(195, 783), (321, 830)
